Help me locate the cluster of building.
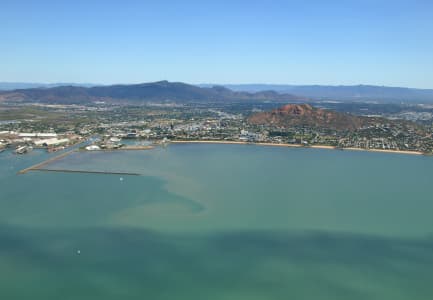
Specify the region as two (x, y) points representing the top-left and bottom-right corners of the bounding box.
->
(0, 131), (83, 154)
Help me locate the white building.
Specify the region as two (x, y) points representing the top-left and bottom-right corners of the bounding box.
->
(34, 138), (69, 146)
(85, 145), (101, 151)
(18, 133), (58, 138)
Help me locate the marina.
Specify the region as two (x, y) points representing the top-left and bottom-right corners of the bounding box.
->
(17, 143), (154, 175)
(17, 148), (78, 174)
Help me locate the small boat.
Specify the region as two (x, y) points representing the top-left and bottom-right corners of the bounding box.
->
(15, 145), (33, 154)
(110, 137), (121, 143)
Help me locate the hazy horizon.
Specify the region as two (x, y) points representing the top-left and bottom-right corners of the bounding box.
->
(1, 81), (433, 91)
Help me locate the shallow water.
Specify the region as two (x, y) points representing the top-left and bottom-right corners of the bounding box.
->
(1, 144), (433, 299)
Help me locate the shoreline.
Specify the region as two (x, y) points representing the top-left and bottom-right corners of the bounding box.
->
(169, 140), (425, 156)
(14, 139), (425, 175)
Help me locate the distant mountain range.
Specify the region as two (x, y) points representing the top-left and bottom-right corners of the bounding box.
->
(0, 82), (97, 90)
(200, 84), (433, 102)
(0, 81), (304, 104)
(2, 81), (433, 103)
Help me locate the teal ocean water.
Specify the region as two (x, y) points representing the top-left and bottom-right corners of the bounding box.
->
(1, 144), (433, 299)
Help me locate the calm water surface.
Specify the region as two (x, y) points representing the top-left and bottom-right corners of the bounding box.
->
(1, 144), (432, 299)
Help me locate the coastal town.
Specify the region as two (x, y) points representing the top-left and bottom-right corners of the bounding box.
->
(1, 101), (433, 155)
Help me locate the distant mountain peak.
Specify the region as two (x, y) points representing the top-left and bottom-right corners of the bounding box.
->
(276, 104), (314, 115)
(248, 103), (364, 131)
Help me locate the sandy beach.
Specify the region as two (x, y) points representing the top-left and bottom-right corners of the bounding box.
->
(170, 140), (303, 148)
(342, 147), (424, 155)
(169, 140), (425, 155)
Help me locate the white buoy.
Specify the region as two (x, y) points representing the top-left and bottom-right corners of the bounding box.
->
(77, 249), (81, 255)
(120, 177), (124, 181)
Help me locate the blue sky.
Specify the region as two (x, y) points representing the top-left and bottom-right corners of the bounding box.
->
(1, 0), (433, 88)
